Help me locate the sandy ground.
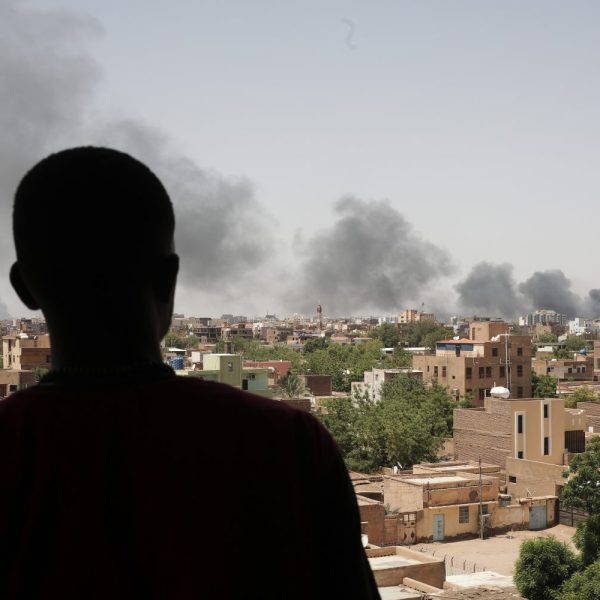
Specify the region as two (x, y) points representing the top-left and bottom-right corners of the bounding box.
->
(415, 524), (577, 576)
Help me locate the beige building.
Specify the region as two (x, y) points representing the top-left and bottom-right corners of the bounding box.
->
(0, 369), (37, 398)
(2, 334), (51, 371)
(533, 355), (594, 382)
(398, 309), (436, 324)
(454, 396), (586, 498)
(384, 471), (499, 542)
(351, 368), (423, 402)
(413, 321), (532, 405)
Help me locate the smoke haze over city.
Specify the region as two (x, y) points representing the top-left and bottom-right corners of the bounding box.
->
(2, 0), (600, 319)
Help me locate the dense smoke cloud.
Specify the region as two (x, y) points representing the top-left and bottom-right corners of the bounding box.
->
(455, 263), (525, 318)
(457, 263), (600, 320)
(0, 0), (273, 317)
(294, 197), (453, 316)
(518, 270), (581, 318)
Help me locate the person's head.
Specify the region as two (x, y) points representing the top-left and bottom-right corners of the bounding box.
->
(10, 146), (179, 340)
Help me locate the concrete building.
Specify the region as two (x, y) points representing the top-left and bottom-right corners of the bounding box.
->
(351, 369), (424, 402)
(532, 355), (594, 382)
(454, 396), (586, 498)
(0, 369), (36, 398)
(398, 310), (435, 324)
(412, 321), (532, 405)
(2, 334), (51, 371)
(190, 354), (271, 396)
(384, 471), (501, 542)
(519, 309), (568, 326)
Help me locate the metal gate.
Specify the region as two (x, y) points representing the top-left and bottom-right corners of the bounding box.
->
(529, 505), (547, 530)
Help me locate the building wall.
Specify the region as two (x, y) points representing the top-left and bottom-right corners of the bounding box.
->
(366, 547), (445, 588)
(384, 478), (424, 512)
(506, 457), (567, 498)
(0, 370), (36, 397)
(357, 497), (385, 546)
(202, 354), (242, 388)
(454, 406), (512, 467)
(578, 401), (600, 433)
(417, 503), (495, 541)
(302, 375), (332, 397)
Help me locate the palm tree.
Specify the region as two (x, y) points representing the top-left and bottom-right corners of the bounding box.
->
(279, 373), (306, 399)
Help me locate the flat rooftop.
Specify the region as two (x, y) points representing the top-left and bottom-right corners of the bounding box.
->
(378, 587), (423, 600)
(369, 556), (419, 570)
(446, 571), (514, 589)
(404, 476), (470, 485)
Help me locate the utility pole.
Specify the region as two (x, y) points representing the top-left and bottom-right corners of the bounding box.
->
(479, 455), (484, 540)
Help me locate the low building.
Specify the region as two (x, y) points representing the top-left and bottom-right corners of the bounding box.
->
(0, 369), (36, 398)
(2, 334), (51, 371)
(351, 369), (423, 402)
(533, 355), (594, 382)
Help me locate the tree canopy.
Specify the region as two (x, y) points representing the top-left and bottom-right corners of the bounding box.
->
(318, 375), (454, 472)
(164, 333), (199, 349)
(564, 385), (598, 408)
(514, 537), (580, 600)
(532, 373), (558, 398)
(370, 323), (400, 348)
(537, 331), (558, 344)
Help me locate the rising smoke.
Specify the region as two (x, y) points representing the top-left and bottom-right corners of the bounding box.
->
(454, 262), (525, 319)
(1, 1), (598, 319)
(0, 0), (273, 317)
(456, 263), (600, 320)
(293, 197), (454, 316)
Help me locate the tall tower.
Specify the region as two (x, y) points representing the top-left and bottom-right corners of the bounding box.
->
(317, 304), (323, 332)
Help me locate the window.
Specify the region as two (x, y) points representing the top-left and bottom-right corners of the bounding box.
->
(568, 368), (572, 374)
(227, 361), (234, 372)
(492, 347), (498, 357)
(509, 475), (517, 483)
(459, 506), (469, 523)
(478, 389), (485, 401)
(442, 366), (447, 378)
(544, 437), (549, 455)
(434, 366), (438, 377)
(517, 347), (523, 357)
(480, 505), (489, 515)
(517, 365), (523, 377)
(543, 404), (549, 419)
(479, 366), (485, 378)
(517, 414), (523, 434)
(517, 386), (523, 398)
(500, 366), (506, 378)
(517, 450), (524, 459)
(485, 366), (492, 378)
(466, 367), (472, 379)
(8, 385), (17, 392)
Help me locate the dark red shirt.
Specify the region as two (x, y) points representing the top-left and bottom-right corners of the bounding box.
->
(0, 373), (379, 599)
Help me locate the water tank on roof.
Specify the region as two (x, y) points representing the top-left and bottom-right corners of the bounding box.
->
(170, 356), (184, 370)
(490, 386), (511, 399)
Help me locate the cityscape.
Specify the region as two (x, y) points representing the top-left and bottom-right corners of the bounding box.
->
(3, 304), (600, 598)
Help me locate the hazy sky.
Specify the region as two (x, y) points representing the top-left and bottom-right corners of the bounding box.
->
(4, 0), (600, 318)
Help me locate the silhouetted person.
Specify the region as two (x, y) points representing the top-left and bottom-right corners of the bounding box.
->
(0, 147), (380, 599)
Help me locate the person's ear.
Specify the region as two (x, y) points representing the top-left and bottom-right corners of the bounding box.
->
(9, 262), (40, 310)
(152, 253), (179, 303)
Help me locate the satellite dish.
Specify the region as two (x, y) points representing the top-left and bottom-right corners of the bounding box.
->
(490, 386), (511, 399)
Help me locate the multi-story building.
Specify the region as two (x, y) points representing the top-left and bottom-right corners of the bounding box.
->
(519, 310), (568, 327)
(398, 309), (435, 324)
(454, 395), (586, 498)
(412, 321), (532, 405)
(2, 334), (51, 371)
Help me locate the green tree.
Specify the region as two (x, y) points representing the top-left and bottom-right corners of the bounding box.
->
(370, 323), (400, 348)
(562, 437), (600, 566)
(554, 347), (572, 359)
(562, 436), (600, 515)
(404, 321), (439, 347)
(537, 331), (558, 344)
(278, 373), (306, 399)
(561, 559), (600, 599)
(564, 385), (598, 409)
(532, 372), (558, 398)
(302, 337), (330, 353)
(421, 327), (453, 352)
(34, 367), (49, 382)
(164, 333), (199, 349)
(514, 537), (580, 600)
(318, 375), (453, 471)
(564, 335), (588, 353)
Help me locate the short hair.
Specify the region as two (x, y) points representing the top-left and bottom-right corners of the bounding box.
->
(13, 147), (175, 297)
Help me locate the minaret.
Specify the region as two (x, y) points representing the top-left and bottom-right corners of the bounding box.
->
(317, 304), (323, 332)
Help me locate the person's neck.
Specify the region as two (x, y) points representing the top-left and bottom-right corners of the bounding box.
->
(45, 317), (164, 372)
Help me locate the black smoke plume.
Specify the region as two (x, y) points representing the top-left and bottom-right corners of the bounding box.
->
(294, 197), (453, 316)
